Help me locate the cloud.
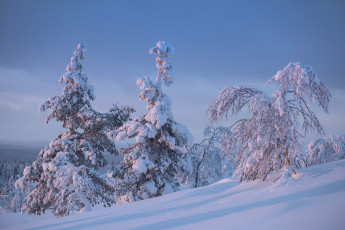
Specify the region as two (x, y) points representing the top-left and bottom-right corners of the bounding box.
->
(0, 91), (46, 112)
(0, 67), (53, 111)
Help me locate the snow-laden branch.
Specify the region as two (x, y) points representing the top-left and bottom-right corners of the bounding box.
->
(207, 85), (264, 123)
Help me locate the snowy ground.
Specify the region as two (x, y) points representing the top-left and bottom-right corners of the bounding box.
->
(1, 160), (345, 230)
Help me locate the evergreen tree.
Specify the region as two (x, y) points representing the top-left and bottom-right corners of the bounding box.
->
(109, 41), (193, 203)
(16, 43), (131, 216)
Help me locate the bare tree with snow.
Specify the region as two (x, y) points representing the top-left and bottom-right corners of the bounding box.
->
(16, 43), (132, 216)
(208, 62), (331, 181)
(108, 41), (193, 203)
(187, 126), (232, 188)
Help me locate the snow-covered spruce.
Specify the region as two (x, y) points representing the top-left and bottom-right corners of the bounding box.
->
(40, 43), (94, 135)
(307, 135), (345, 166)
(108, 41), (193, 203)
(16, 43), (131, 216)
(187, 126), (232, 188)
(207, 62), (331, 181)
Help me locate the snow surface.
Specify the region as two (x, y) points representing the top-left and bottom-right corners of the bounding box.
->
(1, 160), (345, 230)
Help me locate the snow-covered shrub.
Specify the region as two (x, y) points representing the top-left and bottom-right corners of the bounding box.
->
(17, 43), (131, 216)
(207, 62), (331, 181)
(108, 41), (193, 203)
(307, 135), (345, 166)
(187, 126), (232, 188)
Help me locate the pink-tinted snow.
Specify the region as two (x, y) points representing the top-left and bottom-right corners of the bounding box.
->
(1, 160), (345, 229)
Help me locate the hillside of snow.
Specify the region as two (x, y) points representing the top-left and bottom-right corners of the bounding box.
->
(1, 160), (345, 230)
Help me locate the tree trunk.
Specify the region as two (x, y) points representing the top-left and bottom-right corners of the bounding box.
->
(284, 147), (297, 176)
(194, 149), (206, 188)
(284, 147), (291, 166)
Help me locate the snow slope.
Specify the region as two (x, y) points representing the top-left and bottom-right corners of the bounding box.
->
(1, 160), (345, 230)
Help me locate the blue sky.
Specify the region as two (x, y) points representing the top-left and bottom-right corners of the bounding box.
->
(0, 0), (344, 143)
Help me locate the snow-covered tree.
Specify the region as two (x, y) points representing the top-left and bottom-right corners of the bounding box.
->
(108, 41), (193, 203)
(16, 43), (131, 216)
(0, 160), (30, 188)
(207, 62), (331, 181)
(0, 175), (32, 214)
(0, 160), (31, 214)
(306, 135), (345, 166)
(40, 43), (94, 135)
(79, 104), (134, 157)
(0, 176), (19, 213)
(187, 126), (232, 188)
